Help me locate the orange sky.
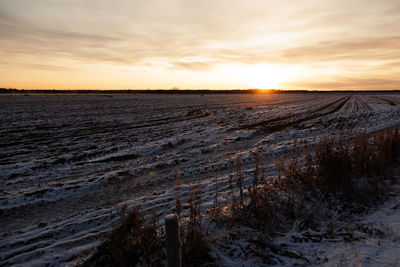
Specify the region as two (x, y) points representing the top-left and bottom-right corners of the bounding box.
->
(0, 0), (399, 90)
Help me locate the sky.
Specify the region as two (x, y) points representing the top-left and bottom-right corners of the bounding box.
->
(0, 0), (399, 90)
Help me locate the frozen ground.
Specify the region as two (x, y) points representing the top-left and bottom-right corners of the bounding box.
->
(0, 93), (400, 266)
(325, 186), (400, 266)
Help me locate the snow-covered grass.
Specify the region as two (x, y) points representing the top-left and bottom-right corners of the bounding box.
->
(83, 125), (400, 266)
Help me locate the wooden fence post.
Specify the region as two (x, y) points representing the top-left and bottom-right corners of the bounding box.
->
(165, 214), (181, 267)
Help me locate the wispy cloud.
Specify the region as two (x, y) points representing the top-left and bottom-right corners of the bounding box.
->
(28, 64), (76, 72)
(279, 37), (400, 64)
(171, 60), (217, 72)
(283, 76), (400, 90)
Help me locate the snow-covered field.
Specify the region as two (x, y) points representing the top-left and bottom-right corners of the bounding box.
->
(1, 93), (400, 266)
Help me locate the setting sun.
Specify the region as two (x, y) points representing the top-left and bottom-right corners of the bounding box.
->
(213, 63), (302, 90)
(243, 64), (301, 89)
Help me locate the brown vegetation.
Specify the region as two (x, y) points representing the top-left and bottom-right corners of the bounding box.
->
(181, 181), (211, 266)
(210, 126), (400, 232)
(277, 127), (400, 204)
(83, 205), (164, 267)
(84, 126), (400, 266)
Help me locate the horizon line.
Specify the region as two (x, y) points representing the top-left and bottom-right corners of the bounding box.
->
(1, 88), (399, 93)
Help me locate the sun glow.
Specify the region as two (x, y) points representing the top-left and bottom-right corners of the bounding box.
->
(217, 63), (302, 89)
(245, 64), (302, 89)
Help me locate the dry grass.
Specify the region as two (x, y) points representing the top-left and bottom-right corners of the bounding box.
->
(276, 127), (400, 208)
(83, 205), (164, 267)
(181, 181), (211, 266)
(207, 175), (222, 221)
(174, 168), (182, 222)
(220, 127), (400, 231)
(85, 170), (211, 266)
(84, 126), (400, 266)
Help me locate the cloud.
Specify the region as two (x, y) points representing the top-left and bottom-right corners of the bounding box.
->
(279, 36), (400, 64)
(170, 60), (217, 71)
(0, 0), (400, 89)
(28, 64), (76, 72)
(1, 0), (399, 68)
(283, 76), (400, 90)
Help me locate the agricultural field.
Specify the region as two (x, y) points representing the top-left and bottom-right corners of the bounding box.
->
(1, 93), (400, 266)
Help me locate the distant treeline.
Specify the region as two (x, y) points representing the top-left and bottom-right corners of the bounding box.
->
(1, 88), (399, 94)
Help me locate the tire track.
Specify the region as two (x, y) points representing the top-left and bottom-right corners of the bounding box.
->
(373, 96), (398, 107)
(237, 96), (350, 134)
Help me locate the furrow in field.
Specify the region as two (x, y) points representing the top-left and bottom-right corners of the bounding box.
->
(2, 94), (400, 266)
(237, 96), (349, 134)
